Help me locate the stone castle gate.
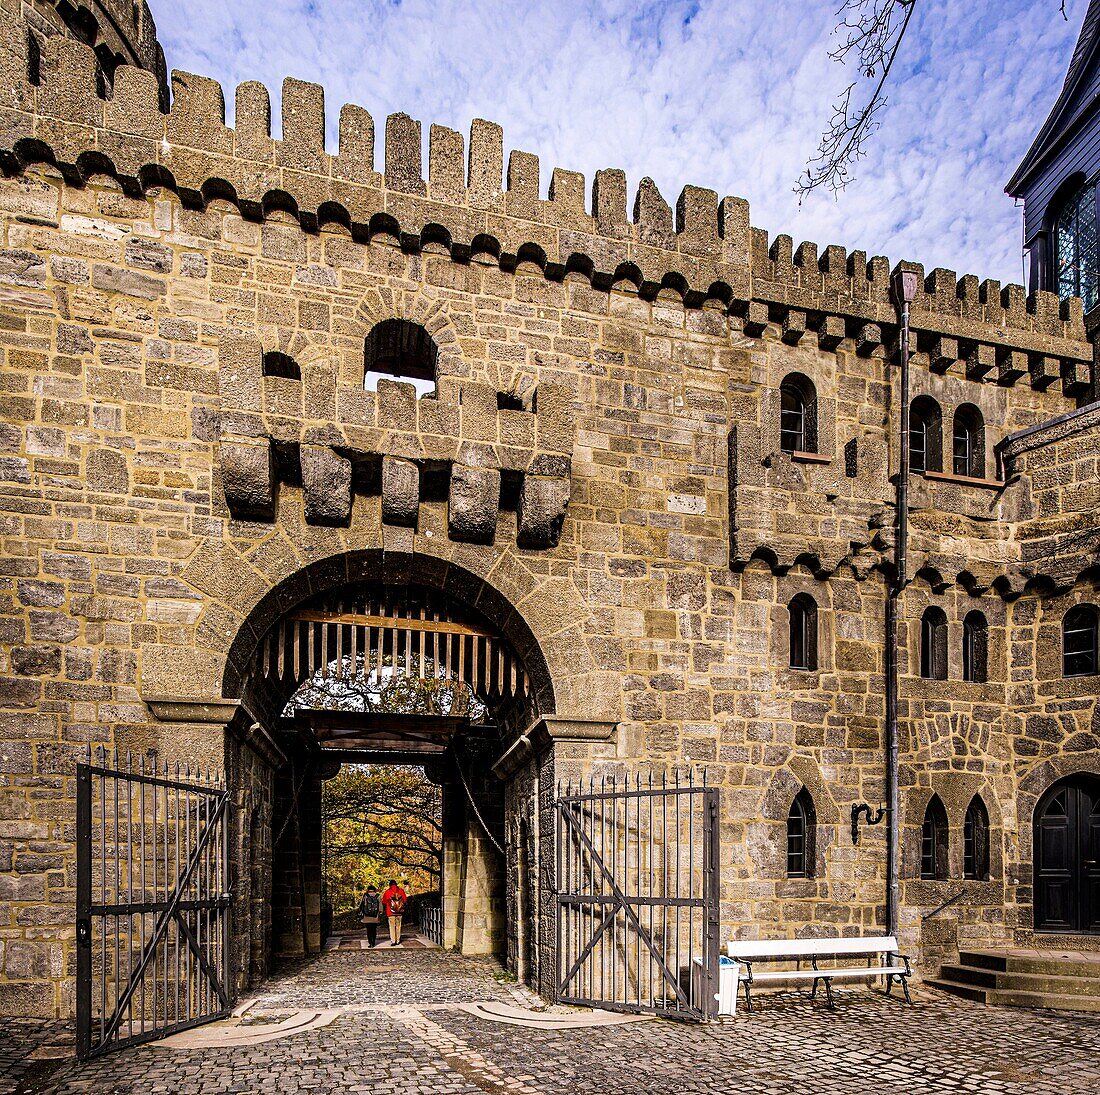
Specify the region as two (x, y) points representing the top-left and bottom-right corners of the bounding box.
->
(1, 0), (1099, 1022)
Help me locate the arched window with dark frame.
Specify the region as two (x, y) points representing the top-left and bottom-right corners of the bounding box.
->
(787, 786), (817, 878)
(920, 607), (948, 680)
(1054, 176), (1099, 313)
(921, 794), (949, 880)
(963, 795), (990, 881)
(952, 404), (985, 479)
(1063, 604), (1099, 677)
(788, 593), (818, 671)
(779, 373), (818, 454)
(962, 610), (988, 684)
(909, 396), (943, 474)
(364, 318), (439, 396)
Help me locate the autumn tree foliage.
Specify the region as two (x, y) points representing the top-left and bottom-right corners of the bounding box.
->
(322, 764), (443, 914)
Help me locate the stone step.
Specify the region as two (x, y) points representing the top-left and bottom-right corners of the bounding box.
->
(928, 978), (1100, 1012)
(958, 950), (1100, 979)
(940, 963), (1100, 997)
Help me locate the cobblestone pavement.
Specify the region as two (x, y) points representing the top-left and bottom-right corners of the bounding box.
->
(3, 933), (1100, 1095)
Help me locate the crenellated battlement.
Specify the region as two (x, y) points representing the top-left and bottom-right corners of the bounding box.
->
(0, 10), (1091, 383)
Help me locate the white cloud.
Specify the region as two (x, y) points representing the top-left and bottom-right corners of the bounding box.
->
(153, 0), (1084, 286)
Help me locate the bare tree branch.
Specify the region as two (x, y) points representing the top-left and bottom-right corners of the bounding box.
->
(797, 0), (917, 201)
(799, 0), (1070, 200)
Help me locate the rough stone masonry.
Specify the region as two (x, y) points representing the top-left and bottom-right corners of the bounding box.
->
(0, 0), (1097, 1019)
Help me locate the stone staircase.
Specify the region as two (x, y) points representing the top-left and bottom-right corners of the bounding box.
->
(929, 948), (1100, 1011)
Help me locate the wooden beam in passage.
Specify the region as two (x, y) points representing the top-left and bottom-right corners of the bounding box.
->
(289, 610), (493, 639)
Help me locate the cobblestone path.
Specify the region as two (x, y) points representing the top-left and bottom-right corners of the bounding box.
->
(3, 937), (1099, 1095)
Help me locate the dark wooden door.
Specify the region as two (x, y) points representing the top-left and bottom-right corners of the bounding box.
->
(1035, 776), (1100, 933)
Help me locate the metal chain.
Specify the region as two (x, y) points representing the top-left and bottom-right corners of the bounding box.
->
(453, 750), (505, 856)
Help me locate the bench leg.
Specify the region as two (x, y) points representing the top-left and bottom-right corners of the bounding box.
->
(823, 977), (835, 1010)
(885, 973), (893, 998)
(810, 977), (820, 1000)
(743, 978), (753, 1014)
(900, 976), (912, 1006)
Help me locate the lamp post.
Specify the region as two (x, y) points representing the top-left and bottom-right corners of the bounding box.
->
(887, 267), (919, 937)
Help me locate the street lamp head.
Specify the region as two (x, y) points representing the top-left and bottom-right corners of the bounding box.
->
(892, 269), (919, 306)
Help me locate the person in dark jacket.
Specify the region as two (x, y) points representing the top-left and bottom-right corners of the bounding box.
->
(358, 885), (381, 947)
(382, 879), (407, 946)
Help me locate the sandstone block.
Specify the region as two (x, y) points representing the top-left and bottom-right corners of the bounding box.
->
(301, 445), (352, 526)
(220, 436), (275, 519)
(377, 378), (418, 430)
(517, 476), (570, 549)
(534, 384), (575, 456)
(91, 264), (165, 299)
(382, 456), (419, 527)
(448, 464), (500, 544)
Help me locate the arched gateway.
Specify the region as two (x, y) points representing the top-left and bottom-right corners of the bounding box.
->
(229, 566), (555, 968)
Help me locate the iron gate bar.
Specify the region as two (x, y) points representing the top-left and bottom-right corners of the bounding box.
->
(76, 752), (231, 1060)
(100, 793), (229, 1046)
(558, 808), (691, 1008)
(555, 773), (720, 1021)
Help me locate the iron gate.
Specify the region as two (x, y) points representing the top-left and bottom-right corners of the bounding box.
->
(76, 750), (232, 1059)
(555, 772), (720, 1020)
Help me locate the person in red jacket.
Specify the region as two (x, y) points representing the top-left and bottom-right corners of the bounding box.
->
(382, 879), (407, 946)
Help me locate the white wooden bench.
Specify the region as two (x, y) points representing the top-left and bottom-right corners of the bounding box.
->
(726, 935), (913, 1012)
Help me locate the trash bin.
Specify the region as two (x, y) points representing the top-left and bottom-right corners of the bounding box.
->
(692, 956), (739, 1016)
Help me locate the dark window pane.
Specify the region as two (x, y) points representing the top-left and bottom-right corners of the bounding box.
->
(963, 612), (988, 684)
(922, 797), (948, 880)
(953, 421), (971, 477)
(780, 387), (804, 453)
(788, 596), (816, 671)
(964, 797), (990, 881)
(921, 817), (935, 879)
(910, 415), (927, 473)
(1057, 180), (1099, 313)
(787, 790), (815, 878)
(921, 610), (947, 680)
(1064, 606), (1099, 677)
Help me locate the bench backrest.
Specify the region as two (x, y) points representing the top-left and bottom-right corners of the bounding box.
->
(727, 936), (899, 960)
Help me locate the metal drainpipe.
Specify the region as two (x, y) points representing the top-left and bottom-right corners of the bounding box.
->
(888, 268), (918, 937)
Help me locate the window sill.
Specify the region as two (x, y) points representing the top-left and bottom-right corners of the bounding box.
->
(788, 450), (831, 465)
(920, 470), (1004, 490)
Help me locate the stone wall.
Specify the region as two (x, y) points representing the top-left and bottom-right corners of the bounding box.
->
(0, 5), (1098, 1016)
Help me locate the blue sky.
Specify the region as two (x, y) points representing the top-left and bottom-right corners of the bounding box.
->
(154, 0), (1083, 287)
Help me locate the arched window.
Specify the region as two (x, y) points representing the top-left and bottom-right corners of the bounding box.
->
(1055, 177), (1099, 313)
(364, 319), (439, 395)
(920, 607), (948, 680)
(788, 593), (818, 671)
(262, 351), (300, 380)
(963, 795), (990, 881)
(952, 404), (985, 479)
(921, 794), (949, 880)
(909, 396), (942, 474)
(787, 787), (816, 878)
(1063, 604), (1100, 677)
(779, 373), (817, 454)
(962, 610), (988, 684)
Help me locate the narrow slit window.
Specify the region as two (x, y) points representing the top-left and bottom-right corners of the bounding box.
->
(921, 795), (949, 880)
(920, 607), (948, 681)
(787, 787), (816, 878)
(962, 610), (988, 684)
(963, 795), (990, 881)
(788, 594), (818, 671)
